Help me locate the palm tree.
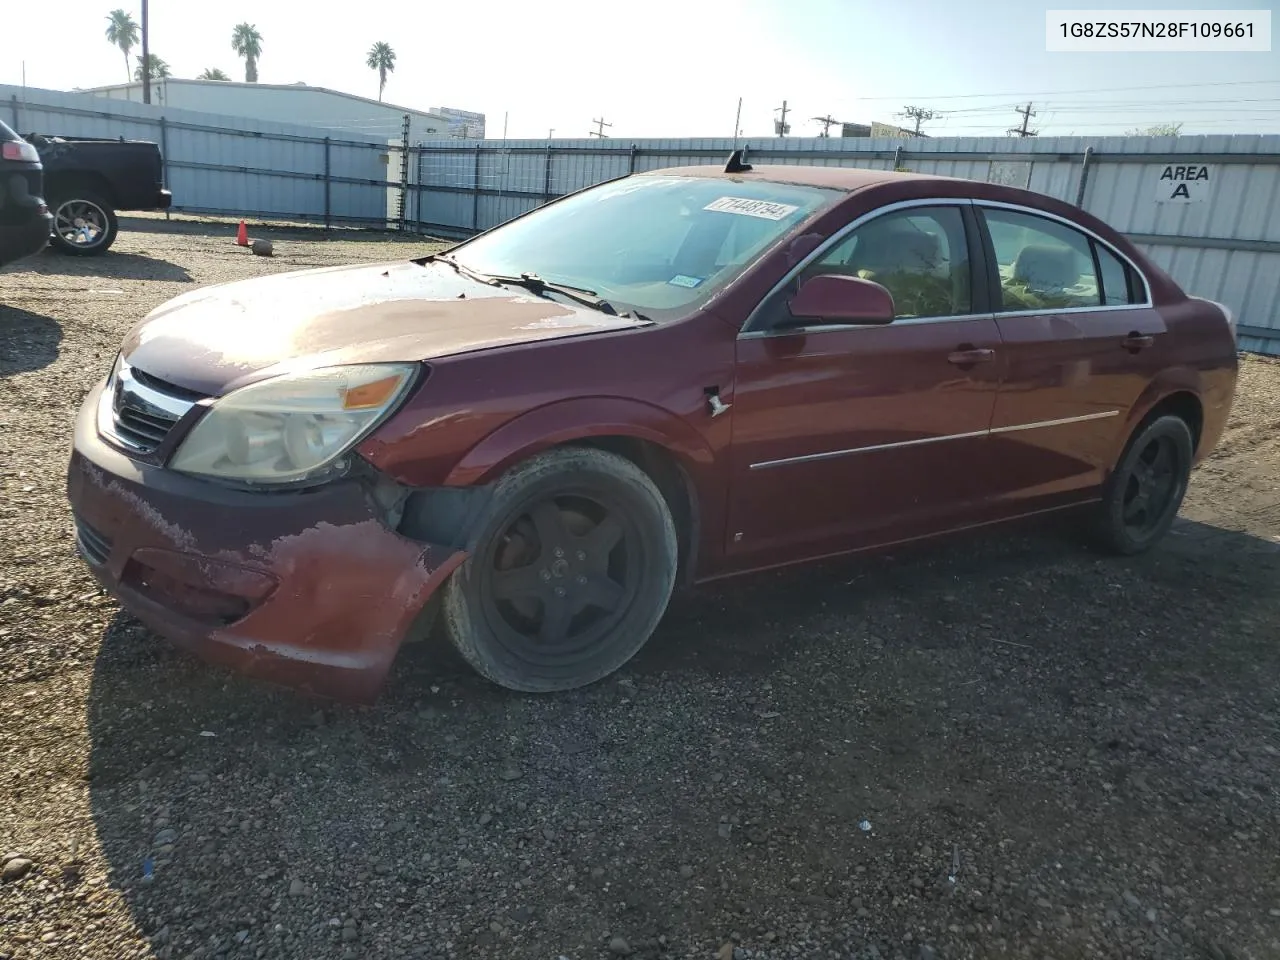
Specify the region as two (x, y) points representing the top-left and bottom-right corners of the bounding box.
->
(134, 53), (170, 83)
(105, 9), (140, 83)
(198, 68), (230, 81)
(231, 23), (263, 83)
(366, 42), (396, 101)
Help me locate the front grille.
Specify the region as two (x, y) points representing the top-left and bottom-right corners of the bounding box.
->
(115, 404), (179, 449)
(129, 365), (206, 402)
(106, 361), (203, 455)
(74, 517), (112, 565)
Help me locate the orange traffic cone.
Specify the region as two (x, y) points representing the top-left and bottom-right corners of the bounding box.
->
(235, 220), (248, 246)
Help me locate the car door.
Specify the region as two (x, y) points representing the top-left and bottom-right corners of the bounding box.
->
(975, 203), (1168, 508)
(725, 201), (1002, 563)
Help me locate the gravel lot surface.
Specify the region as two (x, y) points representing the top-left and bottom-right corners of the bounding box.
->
(2, 222), (1279, 960)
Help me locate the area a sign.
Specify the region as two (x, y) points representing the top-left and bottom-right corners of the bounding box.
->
(1155, 164), (1212, 203)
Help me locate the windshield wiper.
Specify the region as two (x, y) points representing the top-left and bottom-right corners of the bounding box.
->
(485, 272), (620, 315)
(419, 253), (494, 286)
(422, 258), (651, 322)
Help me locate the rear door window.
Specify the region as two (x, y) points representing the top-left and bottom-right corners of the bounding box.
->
(980, 208), (1102, 312)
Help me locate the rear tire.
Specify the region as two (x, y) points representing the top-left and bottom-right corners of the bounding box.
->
(442, 447), (678, 693)
(1094, 414), (1194, 556)
(48, 191), (119, 256)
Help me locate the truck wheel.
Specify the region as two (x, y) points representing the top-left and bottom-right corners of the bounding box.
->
(48, 192), (119, 256)
(1094, 414), (1194, 556)
(442, 447), (679, 693)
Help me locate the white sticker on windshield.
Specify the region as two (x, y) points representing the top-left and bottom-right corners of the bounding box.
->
(668, 275), (703, 288)
(703, 196), (800, 220)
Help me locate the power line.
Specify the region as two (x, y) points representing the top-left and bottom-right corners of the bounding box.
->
(932, 116), (1280, 130)
(848, 78), (1280, 102)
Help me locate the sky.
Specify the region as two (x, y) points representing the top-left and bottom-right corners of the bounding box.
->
(1, 0), (1277, 140)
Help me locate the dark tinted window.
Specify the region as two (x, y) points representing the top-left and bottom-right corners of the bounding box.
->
(1094, 241), (1139, 305)
(802, 206), (972, 318)
(982, 208), (1101, 311)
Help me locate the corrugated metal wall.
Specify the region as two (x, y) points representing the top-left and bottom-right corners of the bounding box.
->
(415, 134), (1280, 355)
(3, 84), (396, 227)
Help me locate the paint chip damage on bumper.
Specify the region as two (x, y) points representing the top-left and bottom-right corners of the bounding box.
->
(66, 380), (466, 702)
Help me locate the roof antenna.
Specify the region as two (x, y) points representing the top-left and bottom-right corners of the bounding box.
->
(724, 146), (752, 173)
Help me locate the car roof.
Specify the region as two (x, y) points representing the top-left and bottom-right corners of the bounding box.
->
(641, 163), (962, 193)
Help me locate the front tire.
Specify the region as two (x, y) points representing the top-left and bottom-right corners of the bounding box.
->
(442, 447), (679, 693)
(1095, 414), (1194, 555)
(48, 192), (119, 256)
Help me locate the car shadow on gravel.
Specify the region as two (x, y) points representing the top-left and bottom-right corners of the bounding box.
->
(0, 304), (62, 374)
(18, 248), (193, 284)
(81, 517), (1280, 960)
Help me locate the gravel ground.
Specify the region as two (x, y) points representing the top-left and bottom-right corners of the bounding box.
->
(2, 221), (1279, 960)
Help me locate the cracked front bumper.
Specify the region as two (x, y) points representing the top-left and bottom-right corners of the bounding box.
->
(66, 379), (465, 702)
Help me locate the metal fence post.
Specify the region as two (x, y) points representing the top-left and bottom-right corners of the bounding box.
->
(1074, 145), (1095, 209)
(472, 144), (482, 231)
(893, 145), (904, 171)
(323, 137), (332, 232)
(629, 143), (638, 174)
(158, 116), (170, 221)
(544, 142), (554, 203)
(9, 95), (19, 131)
(397, 114), (411, 232)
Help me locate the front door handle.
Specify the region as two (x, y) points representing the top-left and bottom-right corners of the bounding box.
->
(1122, 333), (1155, 352)
(948, 347), (996, 366)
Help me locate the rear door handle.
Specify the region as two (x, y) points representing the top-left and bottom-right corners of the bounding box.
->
(1122, 333), (1154, 352)
(948, 347), (996, 366)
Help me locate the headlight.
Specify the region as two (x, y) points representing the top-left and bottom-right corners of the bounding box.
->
(169, 363), (418, 484)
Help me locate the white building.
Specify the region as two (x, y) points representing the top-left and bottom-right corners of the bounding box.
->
(81, 79), (476, 146)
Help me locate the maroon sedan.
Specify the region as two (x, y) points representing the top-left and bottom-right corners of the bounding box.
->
(66, 154), (1239, 700)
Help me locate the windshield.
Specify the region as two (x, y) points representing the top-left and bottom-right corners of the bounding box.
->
(448, 175), (840, 317)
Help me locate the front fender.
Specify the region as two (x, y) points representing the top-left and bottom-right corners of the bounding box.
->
(443, 396), (718, 487)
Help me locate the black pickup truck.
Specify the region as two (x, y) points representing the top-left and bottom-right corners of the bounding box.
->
(25, 134), (172, 256)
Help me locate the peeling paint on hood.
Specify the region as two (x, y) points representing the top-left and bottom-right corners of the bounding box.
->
(119, 259), (651, 396)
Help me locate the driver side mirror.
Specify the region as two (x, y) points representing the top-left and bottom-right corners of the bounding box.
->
(787, 274), (896, 326)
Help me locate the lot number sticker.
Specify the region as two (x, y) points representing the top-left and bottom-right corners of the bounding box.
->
(704, 196), (800, 220)
(1155, 164), (1212, 203)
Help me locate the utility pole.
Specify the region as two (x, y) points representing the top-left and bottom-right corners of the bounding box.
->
(1008, 102), (1038, 137)
(589, 117), (612, 138)
(548, 128), (555, 139)
(774, 100), (790, 136)
(812, 115), (840, 138)
(141, 0), (151, 104)
(898, 105), (936, 136)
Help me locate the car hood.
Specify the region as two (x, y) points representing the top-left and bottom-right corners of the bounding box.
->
(119, 259), (651, 396)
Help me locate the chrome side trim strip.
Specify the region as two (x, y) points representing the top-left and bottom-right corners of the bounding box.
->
(737, 311), (981, 339)
(748, 409), (1122, 470)
(988, 409), (1119, 434)
(750, 428), (990, 470)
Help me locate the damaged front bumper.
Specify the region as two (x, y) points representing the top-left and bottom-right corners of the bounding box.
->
(66, 379), (466, 702)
